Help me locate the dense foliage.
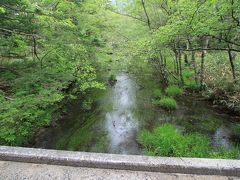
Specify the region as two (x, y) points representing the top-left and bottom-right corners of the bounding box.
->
(120, 0), (240, 113)
(0, 0), (107, 145)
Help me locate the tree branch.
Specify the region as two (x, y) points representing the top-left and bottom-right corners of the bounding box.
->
(141, 0), (151, 29)
(176, 47), (240, 52)
(208, 35), (240, 47)
(108, 9), (147, 24)
(0, 27), (39, 38)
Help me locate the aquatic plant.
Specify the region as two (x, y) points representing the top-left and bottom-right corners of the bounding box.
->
(153, 88), (162, 98)
(138, 124), (209, 157)
(108, 74), (117, 86)
(174, 116), (223, 134)
(138, 124), (239, 159)
(153, 97), (177, 110)
(210, 147), (239, 159)
(165, 85), (183, 96)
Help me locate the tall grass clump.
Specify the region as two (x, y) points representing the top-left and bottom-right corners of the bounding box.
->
(138, 124), (209, 157)
(153, 97), (177, 110)
(165, 85), (183, 96)
(153, 88), (162, 98)
(138, 124), (239, 159)
(182, 69), (199, 90)
(209, 147), (239, 159)
(184, 80), (199, 90)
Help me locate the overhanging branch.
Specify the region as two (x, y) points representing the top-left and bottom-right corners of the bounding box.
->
(0, 27), (40, 38)
(108, 9), (147, 24)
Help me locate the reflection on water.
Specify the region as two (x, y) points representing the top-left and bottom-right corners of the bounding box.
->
(106, 73), (141, 154)
(212, 126), (231, 149)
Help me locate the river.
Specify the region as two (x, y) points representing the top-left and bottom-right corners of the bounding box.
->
(32, 73), (240, 156)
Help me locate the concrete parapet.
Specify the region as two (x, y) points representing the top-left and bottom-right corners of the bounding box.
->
(0, 146), (239, 176)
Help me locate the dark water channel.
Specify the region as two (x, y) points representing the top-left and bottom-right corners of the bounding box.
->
(33, 73), (240, 156)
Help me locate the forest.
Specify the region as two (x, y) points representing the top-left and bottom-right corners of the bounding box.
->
(0, 0), (240, 159)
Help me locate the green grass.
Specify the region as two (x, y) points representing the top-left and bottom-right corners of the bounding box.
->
(153, 97), (177, 110)
(210, 147), (239, 159)
(182, 69), (199, 90)
(165, 85), (183, 96)
(138, 124), (209, 157)
(138, 123), (239, 159)
(153, 88), (162, 98)
(184, 79), (199, 90)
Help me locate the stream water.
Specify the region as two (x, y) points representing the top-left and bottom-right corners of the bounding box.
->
(105, 74), (140, 154)
(33, 73), (240, 155)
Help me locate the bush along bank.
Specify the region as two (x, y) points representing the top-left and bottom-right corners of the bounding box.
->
(0, 59), (105, 146)
(0, 0), (107, 146)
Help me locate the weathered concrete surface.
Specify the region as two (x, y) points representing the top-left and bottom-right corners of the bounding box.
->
(0, 161), (239, 180)
(0, 146), (240, 177)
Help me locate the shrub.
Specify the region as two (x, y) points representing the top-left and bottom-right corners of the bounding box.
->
(0, 59), (104, 145)
(153, 88), (162, 98)
(153, 97), (177, 110)
(165, 85), (183, 96)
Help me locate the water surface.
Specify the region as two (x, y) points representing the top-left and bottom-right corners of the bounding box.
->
(33, 73), (240, 155)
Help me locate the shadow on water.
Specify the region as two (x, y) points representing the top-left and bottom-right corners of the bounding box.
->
(33, 72), (240, 155)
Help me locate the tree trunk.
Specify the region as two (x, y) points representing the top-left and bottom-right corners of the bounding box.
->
(192, 50), (198, 85)
(184, 40), (189, 66)
(200, 37), (209, 90)
(173, 42), (179, 76)
(228, 44), (236, 82)
(184, 53), (189, 66)
(141, 0), (151, 29)
(178, 50), (184, 84)
(200, 48), (205, 90)
(33, 36), (42, 69)
(188, 39), (198, 85)
(203, 38), (209, 54)
(175, 51), (179, 75)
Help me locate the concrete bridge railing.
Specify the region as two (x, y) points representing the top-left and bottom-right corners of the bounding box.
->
(0, 146), (239, 177)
